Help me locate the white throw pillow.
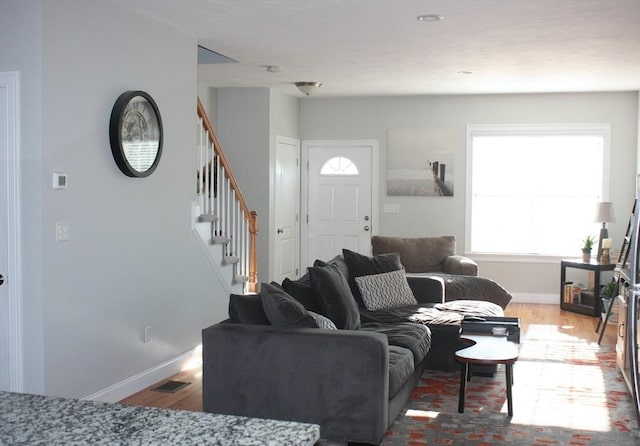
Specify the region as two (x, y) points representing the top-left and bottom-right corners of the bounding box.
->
(355, 269), (417, 311)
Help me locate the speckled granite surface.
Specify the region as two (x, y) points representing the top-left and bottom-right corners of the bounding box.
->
(0, 391), (320, 445)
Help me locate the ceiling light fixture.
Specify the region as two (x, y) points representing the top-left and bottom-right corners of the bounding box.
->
(294, 81), (322, 96)
(457, 70), (474, 75)
(417, 14), (444, 22)
(265, 65), (280, 73)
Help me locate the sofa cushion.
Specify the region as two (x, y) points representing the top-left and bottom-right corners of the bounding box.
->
(360, 322), (431, 364)
(355, 269), (417, 310)
(228, 293), (270, 325)
(281, 277), (323, 314)
(260, 283), (318, 328)
(342, 249), (403, 308)
(371, 236), (456, 273)
(309, 263), (361, 330)
(388, 345), (415, 398)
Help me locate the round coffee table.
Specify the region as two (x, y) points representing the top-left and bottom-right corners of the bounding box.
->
(455, 334), (519, 417)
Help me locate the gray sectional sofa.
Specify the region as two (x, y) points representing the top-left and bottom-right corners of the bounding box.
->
(202, 249), (512, 445)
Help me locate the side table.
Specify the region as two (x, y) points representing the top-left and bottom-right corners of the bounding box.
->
(560, 259), (615, 317)
(455, 334), (519, 417)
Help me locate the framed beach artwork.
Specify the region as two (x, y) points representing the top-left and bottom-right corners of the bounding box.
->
(387, 129), (455, 197)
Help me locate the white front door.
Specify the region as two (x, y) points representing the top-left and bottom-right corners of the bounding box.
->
(304, 142), (376, 265)
(274, 136), (300, 282)
(0, 71), (21, 392)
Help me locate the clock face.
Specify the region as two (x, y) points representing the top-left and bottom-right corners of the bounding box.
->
(109, 91), (163, 177)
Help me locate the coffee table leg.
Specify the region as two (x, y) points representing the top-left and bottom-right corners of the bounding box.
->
(458, 362), (468, 413)
(505, 363), (513, 417)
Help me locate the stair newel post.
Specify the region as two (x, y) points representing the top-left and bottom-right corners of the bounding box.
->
(249, 211), (258, 293)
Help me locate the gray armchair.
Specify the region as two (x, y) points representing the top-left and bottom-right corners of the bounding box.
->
(372, 235), (511, 309)
(371, 235), (478, 276)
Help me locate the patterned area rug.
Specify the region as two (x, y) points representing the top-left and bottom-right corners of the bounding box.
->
(382, 324), (640, 445)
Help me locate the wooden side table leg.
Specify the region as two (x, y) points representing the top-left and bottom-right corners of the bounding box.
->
(505, 363), (514, 417)
(458, 362), (468, 413)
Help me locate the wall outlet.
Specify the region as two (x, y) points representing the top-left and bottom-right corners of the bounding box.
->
(144, 326), (152, 344)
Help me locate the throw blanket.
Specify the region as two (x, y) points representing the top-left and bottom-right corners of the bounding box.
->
(405, 273), (513, 309)
(360, 300), (504, 327)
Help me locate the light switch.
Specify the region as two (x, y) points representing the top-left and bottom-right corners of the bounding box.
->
(56, 221), (70, 241)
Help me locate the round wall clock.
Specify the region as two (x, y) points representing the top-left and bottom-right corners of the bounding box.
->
(109, 90), (163, 177)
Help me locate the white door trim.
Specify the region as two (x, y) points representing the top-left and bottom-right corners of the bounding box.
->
(301, 139), (379, 266)
(0, 71), (23, 391)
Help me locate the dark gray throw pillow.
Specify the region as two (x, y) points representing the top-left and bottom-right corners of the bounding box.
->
(281, 276), (323, 314)
(260, 282), (318, 328)
(228, 293), (270, 325)
(342, 249), (403, 308)
(309, 263), (360, 330)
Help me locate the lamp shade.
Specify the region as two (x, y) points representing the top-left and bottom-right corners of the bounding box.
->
(594, 201), (615, 223)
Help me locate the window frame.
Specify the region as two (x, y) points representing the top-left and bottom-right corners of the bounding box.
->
(465, 124), (611, 259)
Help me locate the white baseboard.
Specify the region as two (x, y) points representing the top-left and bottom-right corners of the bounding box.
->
(83, 345), (202, 403)
(510, 292), (558, 305)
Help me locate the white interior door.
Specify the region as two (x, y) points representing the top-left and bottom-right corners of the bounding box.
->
(306, 144), (374, 265)
(0, 71), (21, 392)
(274, 136), (300, 282)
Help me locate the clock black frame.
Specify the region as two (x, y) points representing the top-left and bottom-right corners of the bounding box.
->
(109, 90), (163, 178)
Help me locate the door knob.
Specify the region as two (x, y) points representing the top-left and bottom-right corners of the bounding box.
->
(364, 216), (370, 221)
(364, 225), (370, 231)
(277, 228), (284, 234)
(0, 274), (4, 286)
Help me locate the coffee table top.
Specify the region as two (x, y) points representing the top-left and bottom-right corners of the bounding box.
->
(455, 334), (519, 365)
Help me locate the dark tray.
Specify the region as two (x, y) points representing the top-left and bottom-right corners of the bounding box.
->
(461, 316), (520, 343)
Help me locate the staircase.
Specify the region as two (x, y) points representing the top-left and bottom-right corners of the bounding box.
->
(193, 98), (258, 294)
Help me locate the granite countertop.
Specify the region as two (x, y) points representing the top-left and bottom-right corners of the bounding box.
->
(0, 391), (320, 445)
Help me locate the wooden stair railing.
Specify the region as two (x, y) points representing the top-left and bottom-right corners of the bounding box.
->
(197, 98), (258, 293)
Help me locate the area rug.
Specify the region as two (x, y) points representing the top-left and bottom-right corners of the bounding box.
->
(382, 324), (640, 445)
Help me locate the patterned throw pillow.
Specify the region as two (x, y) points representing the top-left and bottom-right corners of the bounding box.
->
(308, 311), (337, 329)
(342, 249), (403, 308)
(355, 269), (417, 311)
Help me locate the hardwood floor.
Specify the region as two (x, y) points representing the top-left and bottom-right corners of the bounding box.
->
(119, 303), (616, 412)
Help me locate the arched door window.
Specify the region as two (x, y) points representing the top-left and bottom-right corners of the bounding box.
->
(320, 156), (359, 175)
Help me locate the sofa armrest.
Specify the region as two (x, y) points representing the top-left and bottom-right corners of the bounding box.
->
(405, 274), (445, 304)
(443, 255), (479, 276)
(202, 323), (389, 444)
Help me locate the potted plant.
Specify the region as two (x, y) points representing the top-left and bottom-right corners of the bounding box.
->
(582, 235), (596, 262)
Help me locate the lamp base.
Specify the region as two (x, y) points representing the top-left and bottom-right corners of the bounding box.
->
(597, 225), (608, 263)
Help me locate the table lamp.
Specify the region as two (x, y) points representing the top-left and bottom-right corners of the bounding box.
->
(594, 201), (615, 262)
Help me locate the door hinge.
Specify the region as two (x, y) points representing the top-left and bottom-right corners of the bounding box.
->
(306, 214), (309, 223)
(295, 268), (299, 276)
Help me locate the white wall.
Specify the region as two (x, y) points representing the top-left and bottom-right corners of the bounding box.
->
(0, 0), (45, 394)
(301, 92), (639, 298)
(216, 88), (299, 283)
(268, 91), (300, 281)
(3, 0), (230, 399)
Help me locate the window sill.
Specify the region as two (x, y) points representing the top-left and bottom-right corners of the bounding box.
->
(465, 253), (570, 264)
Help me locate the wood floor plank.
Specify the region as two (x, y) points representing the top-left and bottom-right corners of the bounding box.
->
(120, 303), (615, 412)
